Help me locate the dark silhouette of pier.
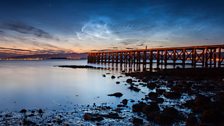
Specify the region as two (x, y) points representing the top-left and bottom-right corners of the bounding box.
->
(88, 44), (224, 71)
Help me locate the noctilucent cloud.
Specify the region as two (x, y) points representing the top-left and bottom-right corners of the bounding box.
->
(0, 0), (224, 53)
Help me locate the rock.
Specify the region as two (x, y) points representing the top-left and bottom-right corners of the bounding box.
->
(186, 114), (198, 126)
(5, 114), (12, 118)
(116, 81), (120, 84)
(143, 102), (160, 114)
(102, 112), (123, 119)
(20, 109), (27, 113)
(122, 99), (128, 106)
(183, 100), (194, 108)
(102, 74), (106, 77)
(200, 109), (223, 124)
(83, 113), (104, 121)
(108, 92), (123, 97)
(148, 92), (159, 100)
(171, 85), (183, 93)
(130, 99), (135, 102)
(117, 76), (123, 78)
(156, 89), (166, 95)
(164, 91), (181, 99)
(155, 98), (164, 104)
(132, 117), (143, 126)
(38, 109), (44, 114)
(111, 75), (116, 79)
(193, 95), (211, 112)
(132, 102), (147, 112)
(147, 83), (157, 89)
(28, 113), (35, 117)
(155, 107), (181, 125)
(22, 119), (36, 125)
(129, 85), (141, 92)
(117, 104), (124, 107)
(56, 118), (63, 124)
(126, 79), (133, 84)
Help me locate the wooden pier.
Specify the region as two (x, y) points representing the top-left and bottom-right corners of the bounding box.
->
(88, 44), (224, 71)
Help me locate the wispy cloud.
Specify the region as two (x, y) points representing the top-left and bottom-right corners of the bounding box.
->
(76, 18), (121, 41)
(0, 22), (53, 39)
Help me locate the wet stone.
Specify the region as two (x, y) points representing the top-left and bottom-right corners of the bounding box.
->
(200, 109), (223, 124)
(22, 119), (36, 125)
(102, 112), (123, 119)
(111, 75), (116, 79)
(132, 117), (143, 126)
(132, 102), (147, 112)
(147, 83), (157, 90)
(142, 102), (160, 114)
(126, 79), (133, 84)
(154, 98), (164, 104)
(38, 109), (44, 114)
(147, 92), (159, 100)
(83, 113), (104, 122)
(20, 109), (27, 113)
(164, 91), (181, 99)
(156, 89), (166, 95)
(186, 114), (198, 126)
(129, 85), (141, 92)
(107, 92), (123, 97)
(155, 107), (182, 125)
(122, 99), (128, 106)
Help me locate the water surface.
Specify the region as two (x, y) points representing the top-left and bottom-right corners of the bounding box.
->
(0, 60), (144, 111)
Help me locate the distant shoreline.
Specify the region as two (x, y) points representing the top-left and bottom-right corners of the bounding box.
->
(0, 58), (87, 61)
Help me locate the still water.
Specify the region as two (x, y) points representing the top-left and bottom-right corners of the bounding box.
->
(0, 60), (145, 111)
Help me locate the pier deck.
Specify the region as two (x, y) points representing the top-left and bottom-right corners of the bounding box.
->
(88, 44), (224, 71)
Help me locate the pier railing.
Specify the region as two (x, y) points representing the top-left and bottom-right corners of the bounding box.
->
(88, 44), (224, 71)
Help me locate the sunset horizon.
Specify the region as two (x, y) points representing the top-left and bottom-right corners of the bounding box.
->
(1, 0), (224, 56)
(0, 0), (224, 125)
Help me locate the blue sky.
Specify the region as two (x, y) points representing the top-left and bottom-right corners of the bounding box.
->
(0, 0), (224, 53)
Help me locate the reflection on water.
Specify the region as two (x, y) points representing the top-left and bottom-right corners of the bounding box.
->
(0, 60), (145, 111)
(90, 60), (195, 73)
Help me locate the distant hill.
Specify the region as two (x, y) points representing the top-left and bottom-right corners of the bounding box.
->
(0, 53), (88, 60)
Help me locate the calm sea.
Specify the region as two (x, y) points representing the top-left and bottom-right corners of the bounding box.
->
(0, 60), (145, 111)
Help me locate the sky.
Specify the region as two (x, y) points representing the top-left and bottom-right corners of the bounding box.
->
(0, 0), (224, 54)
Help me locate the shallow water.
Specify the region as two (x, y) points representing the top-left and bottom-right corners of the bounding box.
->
(0, 60), (145, 111)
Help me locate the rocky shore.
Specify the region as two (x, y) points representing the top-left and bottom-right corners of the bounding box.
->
(125, 68), (224, 125)
(1, 66), (224, 125)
